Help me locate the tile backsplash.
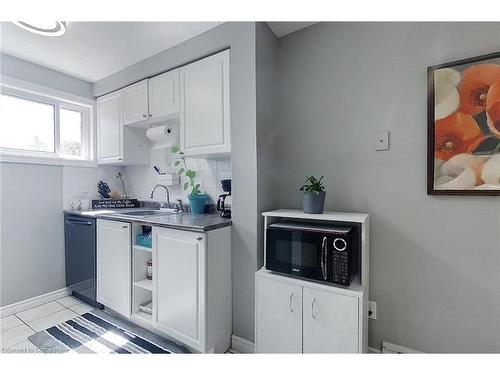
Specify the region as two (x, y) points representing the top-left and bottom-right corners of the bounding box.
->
(62, 165), (123, 210)
(123, 148), (232, 207)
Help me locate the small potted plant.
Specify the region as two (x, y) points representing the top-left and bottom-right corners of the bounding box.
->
(300, 176), (326, 214)
(171, 145), (207, 214)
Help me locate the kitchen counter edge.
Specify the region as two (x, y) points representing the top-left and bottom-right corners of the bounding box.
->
(64, 210), (232, 233)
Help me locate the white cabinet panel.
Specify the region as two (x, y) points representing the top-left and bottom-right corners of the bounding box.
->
(303, 287), (359, 353)
(180, 50), (230, 157)
(97, 91), (123, 163)
(256, 275), (302, 353)
(149, 69), (179, 119)
(153, 227), (206, 350)
(123, 79), (149, 125)
(96, 219), (131, 317)
(97, 89), (150, 165)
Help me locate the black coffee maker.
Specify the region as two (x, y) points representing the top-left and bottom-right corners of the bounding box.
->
(217, 179), (231, 218)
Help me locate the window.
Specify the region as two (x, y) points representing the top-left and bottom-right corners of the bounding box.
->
(0, 84), (93, 164)
(0, 94), (55, 152)
(60, 108), (84, 158)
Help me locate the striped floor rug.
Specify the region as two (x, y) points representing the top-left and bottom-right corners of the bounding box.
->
(28, 309), (189, 354)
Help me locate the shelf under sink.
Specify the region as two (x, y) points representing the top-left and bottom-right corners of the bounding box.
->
(134, 278), (153, 291)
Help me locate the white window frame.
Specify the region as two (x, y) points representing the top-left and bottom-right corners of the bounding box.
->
(0, 75), (96, 167)
(58, 103), (91, 161)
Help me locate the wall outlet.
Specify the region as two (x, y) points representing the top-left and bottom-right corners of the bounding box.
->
(369, 300), (377, 320)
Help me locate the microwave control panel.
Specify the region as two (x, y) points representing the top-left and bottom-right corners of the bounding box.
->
(332, 246), (350, 285)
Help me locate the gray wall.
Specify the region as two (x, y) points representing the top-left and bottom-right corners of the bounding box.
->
(256, 23), (279, 268)
(275, 22), (500, 353)
(0, 164), (64, 305)
(0, 163), (121, 306)
(94, 22), (259, 342)
(0, 56), (120, 306)
(0, 53), (94, 98)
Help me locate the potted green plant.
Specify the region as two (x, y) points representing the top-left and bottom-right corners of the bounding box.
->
(300, 176), (326, 214)
(171, 145), (207, 214)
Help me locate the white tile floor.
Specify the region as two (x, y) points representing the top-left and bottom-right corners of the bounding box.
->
(0, 295), (93, 353)
(1, 295), (240, 354)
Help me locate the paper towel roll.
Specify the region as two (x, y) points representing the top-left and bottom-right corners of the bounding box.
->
(146, 124), (177, 149)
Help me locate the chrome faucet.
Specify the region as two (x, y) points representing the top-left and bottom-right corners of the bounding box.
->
(150, 184), (170, 206)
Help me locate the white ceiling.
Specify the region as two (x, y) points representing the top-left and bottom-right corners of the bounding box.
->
(266, 22), (317, 37)
(0, 22), (222, 82)
(0, 22), (316, 83)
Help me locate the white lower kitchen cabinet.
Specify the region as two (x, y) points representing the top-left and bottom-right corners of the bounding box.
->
(302, 287), (358, 353)
(255, 275), (302, 353)
(152, 226), (232, 353)
(96, 219), (131, 317)
(256, 269), (365, 353)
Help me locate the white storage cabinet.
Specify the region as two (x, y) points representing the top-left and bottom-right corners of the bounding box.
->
(97, 90), (150, 165)
(180, 50), (230, 157)
(255, 274), (302, 353)
(148, 69), (180, 120)
(256, 209), (370, 354)
(256, 270), (363, 353)
(123, 80), (149, 125)
(96, 219), (131, 317)
(152, 225), (232, 353)
(122, 70), (180, 127)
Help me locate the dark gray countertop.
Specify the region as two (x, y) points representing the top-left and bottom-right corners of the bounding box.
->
(64, 209), (232, 232)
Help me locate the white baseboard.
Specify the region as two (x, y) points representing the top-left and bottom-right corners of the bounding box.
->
(382, 341), (421, 354)
(0, 287), (70, 318)
(231, 335), (255, 353)
(231, 335), (380, 354)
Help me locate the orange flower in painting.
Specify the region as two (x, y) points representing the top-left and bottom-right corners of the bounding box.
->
(486, 81), (500, 137)
(435, 113), (484, 160)
(458, 64), (500, 115)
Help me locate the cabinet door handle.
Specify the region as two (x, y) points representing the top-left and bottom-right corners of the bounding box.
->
(143, 114), (147, 118)
(321, 236), (327, 280)
(289, 292), (294, 313)
(311, 298), (317, 319)
(65, 220), (93, 226)
(122, 225), (128, 229)
(197, 237), (203, 241)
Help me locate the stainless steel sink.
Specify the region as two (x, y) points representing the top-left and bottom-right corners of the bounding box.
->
(122, 210), (163, 216)
(113, 209), (179, 218)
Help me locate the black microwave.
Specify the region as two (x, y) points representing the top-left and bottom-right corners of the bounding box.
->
(266, 222), (358, 286)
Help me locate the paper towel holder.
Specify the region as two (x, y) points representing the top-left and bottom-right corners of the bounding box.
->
(146, 123), (179, 149)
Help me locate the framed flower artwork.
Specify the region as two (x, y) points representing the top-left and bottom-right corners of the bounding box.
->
(428, 52), (500, 195)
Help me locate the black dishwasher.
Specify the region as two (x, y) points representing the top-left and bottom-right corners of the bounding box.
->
(64, 213), (103, 308)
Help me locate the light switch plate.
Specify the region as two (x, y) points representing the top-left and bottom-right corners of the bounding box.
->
(374, 130), (390, 151)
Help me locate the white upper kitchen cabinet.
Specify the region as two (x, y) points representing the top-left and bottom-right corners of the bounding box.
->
(123, 79), (149, 125)
(97, 219), (131, 318)
(180, 50), (230, 157)
(97, 90), (122, 163)
(148, 69), (180, 120)
(97, 90), (150, 165)
(121, 70), (179, 128)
